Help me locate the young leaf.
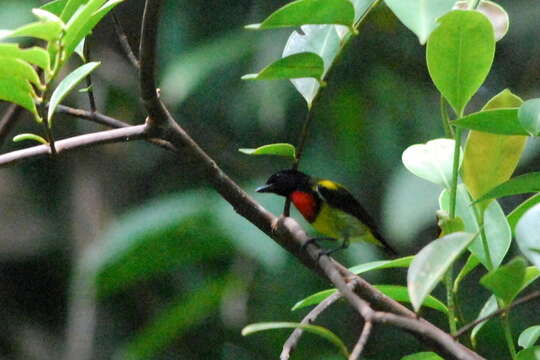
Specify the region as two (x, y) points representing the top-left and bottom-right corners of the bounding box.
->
(518, 99), (540, 136)
(0, 44), (50, 71)
(349, 255), (413, 275)
(475, 172), (540, 203)
(480, 257), (527, 305)
(516, 347), (540, 360)
(60, 0), (87, 21)
(453, 108), (527, 135)
(41, 0), (69, 16)
(408, 232), (476, 312)
(401, 138), (461, 188)
(426, 10), (495, 115)
(462, 89), (526, 208)
(385, 0), (456, 44)
(453, 254), (480, 292)
(239, 143), (296, 159)
(282, 25), (341, 107)
(12, 133), (48, 144)
(242, 322), (348, 358)
(508, 193), (540, 235)
(470, 295), (498, 346)
(0, 57), (43, 89)
(0, 21), (63, 42)
(516, 204), (540, 270)
(519, 326), (540, 349)
(242, 53), (324, 81)
(118, 278), (229, 360)
(292, 289), (337, 311)
(401, 352), (444, 360)
(0, 78), (39, 120)
(246, 0), (355, 30)
(440, 185), (511, 270)
(48, 61), (100, 123)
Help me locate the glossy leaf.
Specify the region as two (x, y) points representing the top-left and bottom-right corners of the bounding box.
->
(292, 289), (337, 311)
(408, 232), (475, 312)
(242, 52), (324, 81)
(453, 1), (509, 41)
(508, 193), (540, 235)
(350, 0), (376, 22)
(12, 133), (48, 144)
(246, 0), (355, 30)
(60, 0), (87, 21)
(239, 143), (296, 159)
(0, 57), (43, 89)
(453, 108), (527, 135)
(282, 25), (340, 106)
(462, 89), (526, 208)
(471, 295), (498, 346)
(518, 99), (540, 136)
(41, 0), (69, 16)
(401, 352), (444, 360)
(0, 78), (39, 119)
(83, 192), (233, 297)
(349, 255), (413, 275)
(118, 278), (229, 360)
(401, 138), (461, 188)
(48, 61), (100, 122)
(440, 185), (511, 270)
(516, 347), (540, 360)
(516, 204), (540, 270)
(453, 253), (480, 292)
(0, 44), (50, 71)
(385, 0), (455, 44)
(475, 172), (540, 203)
(480, 257), (526, 305)
(519, 326), (540, 349)
(242, 322), (348, 358)
(0, 21), (63, 42)
(426, 10), (495, 115)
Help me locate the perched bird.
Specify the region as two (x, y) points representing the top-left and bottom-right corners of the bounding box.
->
(256, 169), (396, 255)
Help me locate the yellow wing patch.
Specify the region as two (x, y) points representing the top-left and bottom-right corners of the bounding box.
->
(318, 180), (340, 190)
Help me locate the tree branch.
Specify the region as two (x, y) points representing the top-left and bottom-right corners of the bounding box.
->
(349, 320), (373, 360)
(281, 290), (343, 360)
(56, 104), (130, 128)
(112, 12), (140, 70)
(0, 124), (148, 166)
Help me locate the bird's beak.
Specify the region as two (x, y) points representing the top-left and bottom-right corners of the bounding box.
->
(255, 184), (276, 193)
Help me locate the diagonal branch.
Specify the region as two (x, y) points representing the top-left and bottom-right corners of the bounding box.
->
(349, 320), (373, 360)
(112, 12), (140, 70)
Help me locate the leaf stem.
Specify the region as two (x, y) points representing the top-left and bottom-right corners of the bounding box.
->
(440, 95), (454, 138)
(471, 204), (493, 270)
(445, 267), (458, 334)
(448, 125), (462, 219)
(500, 307), (517, 359)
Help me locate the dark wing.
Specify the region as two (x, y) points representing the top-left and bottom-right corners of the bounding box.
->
(316, 181), (397, 255)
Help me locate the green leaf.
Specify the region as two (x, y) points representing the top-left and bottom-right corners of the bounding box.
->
(462, 89), (527, 207)
(12, 133), (48, 144)
(282, 25), (341, 107)
(60, 0), (87, 21)
(246, 0), (355, 30)
(408, 232), (476, 312)
(242, 322), (349, 358)
(48, 61), (100, 123)
(349, 255), (413, 275)
(475, 172), (540, 203)
(350, 0), (377, 23)
(74, 37), (86, 61)
(41, 0), (69, 16)
(242, 52), (324, 81)
(0, 21), (63, 42)
(519, 326), (540, 349)
(516, 347), (540, 360)
(453, 108), (528, 135)
(437, 210), (465, 236)
(118, 278), (229, 360)
(401, 352), (444, 360)
(480, 257), (527, 305)
(518, 99), (540, 136)
(516, 204), (540, 270)
(385, 0), (456, 44)
(471, 295), (498, 346)
(453, 253), (480, 292)
(0, 78), (39, 120)
(0, 44), (50, 71)
(239, 143), (296, 159)
(292, 289), (337, 311)
(83, 192), (233, 297)
(401, 138), (462, 188)
(375, 285), (448, 314)
(0, 57), (43, 89)
(508, 193), (540, 235)
(440, 185), (511, 270)
(426, 10), (495, 115)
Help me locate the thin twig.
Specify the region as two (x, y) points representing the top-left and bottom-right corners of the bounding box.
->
(83, 39), (97, 113)
(0, 103), (23, 148)
(56, 105), (129, 128)
(454, 290), (540, 339)
(281, 291), (343, 360)
(112, 12), (140, 70)
(0, 124), (148, 167)
(349, 321), (373, 360)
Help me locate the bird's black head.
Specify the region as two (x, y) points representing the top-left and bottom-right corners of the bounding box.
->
(256, 169), (311, 197)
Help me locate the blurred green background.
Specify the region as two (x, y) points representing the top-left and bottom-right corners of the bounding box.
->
(0, 0), (539, 359)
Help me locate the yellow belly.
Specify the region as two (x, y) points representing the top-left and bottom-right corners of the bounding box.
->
(310, 203), (382, 246)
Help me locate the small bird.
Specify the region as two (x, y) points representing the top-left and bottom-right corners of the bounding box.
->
(256, 169), (396, 255)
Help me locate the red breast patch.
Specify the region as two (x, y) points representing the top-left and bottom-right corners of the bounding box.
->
(290, 191), (317, 222)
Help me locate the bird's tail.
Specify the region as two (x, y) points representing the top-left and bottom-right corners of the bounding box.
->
(370, 229), (398, 258)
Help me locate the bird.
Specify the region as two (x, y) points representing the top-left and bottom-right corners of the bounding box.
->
(256, 169), (396, 256)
